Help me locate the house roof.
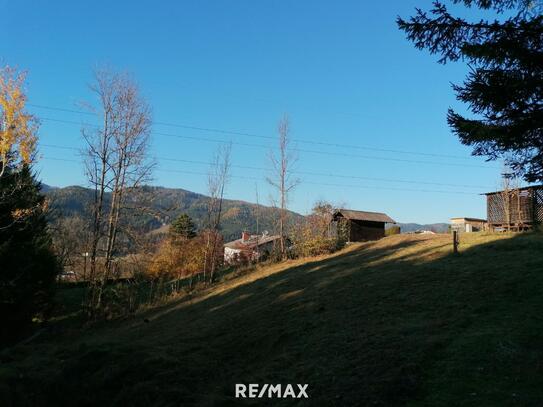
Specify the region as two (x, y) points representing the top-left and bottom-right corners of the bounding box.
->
(224, 234), (281, 250)
(334, 209), (396, 224)
(482, 184), (543, 196)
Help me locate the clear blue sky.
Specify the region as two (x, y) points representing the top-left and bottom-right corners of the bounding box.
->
(3, 0), (510, 223)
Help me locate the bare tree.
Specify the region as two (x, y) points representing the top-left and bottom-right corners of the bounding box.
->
(82, 69), (117, 287)
(50, 215), (91, 279)
(203, 143), (231, 283)
(82, 68), (153, 315)
(267, 115), (299, 258)
(254, 183), (261, 261)
(103, 76), (153, 278)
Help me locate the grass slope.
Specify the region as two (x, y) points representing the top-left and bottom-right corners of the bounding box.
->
(2, 233), (543, 406)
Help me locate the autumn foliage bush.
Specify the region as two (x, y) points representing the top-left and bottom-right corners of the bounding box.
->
(292, 232), (338, 257)
(290, 201), (346, 258)
(148, 230), (223, 281)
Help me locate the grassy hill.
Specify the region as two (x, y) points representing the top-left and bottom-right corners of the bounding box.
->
(44, 184), (304, 243)
(2, 232), (543, 405)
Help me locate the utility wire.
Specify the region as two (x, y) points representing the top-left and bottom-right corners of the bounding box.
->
(42, 156), (80, 163)
(37, 116), (499, 169)
(154, 168), (479, 195)
(40, 144), (492, 189)
(30, 103), (488, 161)
(41, 156), (481, 196)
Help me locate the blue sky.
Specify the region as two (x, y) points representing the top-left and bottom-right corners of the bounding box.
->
(2, 0), (511, 223)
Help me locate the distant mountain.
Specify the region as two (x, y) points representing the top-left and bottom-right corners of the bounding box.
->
(40, 184), (58, 193)
(394, 223), (450, 233)
(43, 184), (303, 243)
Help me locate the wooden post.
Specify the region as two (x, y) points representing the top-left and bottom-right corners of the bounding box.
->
(453, 231), (459, 254)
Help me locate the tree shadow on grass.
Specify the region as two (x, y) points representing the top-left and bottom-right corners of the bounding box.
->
(4, 233), (543, 406)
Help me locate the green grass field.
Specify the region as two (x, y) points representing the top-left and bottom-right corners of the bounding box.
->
(2, 232), (543, 406)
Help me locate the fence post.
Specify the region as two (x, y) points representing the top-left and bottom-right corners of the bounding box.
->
(453, 231), (459, 254)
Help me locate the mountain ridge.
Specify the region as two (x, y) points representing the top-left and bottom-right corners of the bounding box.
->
(42, 184), (451, 239)
(42, 184), (303, 242)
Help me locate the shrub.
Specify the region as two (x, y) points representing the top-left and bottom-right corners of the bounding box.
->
(292, 234), (338, 257)
(290, 201), (345, 258)
(148, 230), (223, 282)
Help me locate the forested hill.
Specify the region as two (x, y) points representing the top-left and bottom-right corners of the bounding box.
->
(43, 185), (303, 243)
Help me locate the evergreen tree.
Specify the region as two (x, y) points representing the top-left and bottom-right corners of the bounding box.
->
(398, 0), (543, 182)
(170, 213), (196, 239)
(0, 162), (60, 344)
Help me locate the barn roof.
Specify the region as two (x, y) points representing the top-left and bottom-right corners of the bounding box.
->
(334, 209), (396, 224)
(482, 184), (543, 196)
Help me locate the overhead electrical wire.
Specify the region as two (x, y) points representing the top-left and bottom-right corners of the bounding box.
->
(154, 168), (479, 195)
(29, 102), (491, 161)
(33, 101), (499, 196)
(37, 116), (499, 169)
(41, 156), (482, 196)
(40, 144), (492, 189)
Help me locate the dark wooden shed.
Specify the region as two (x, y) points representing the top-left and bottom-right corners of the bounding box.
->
(332, 209), (396, 242)
(484, 185), (543, 231)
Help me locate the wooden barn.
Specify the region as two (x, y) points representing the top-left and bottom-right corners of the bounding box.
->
(332, 209), (396, 242)
(484, 185), (543, 231)
(450, 217), (488, 233)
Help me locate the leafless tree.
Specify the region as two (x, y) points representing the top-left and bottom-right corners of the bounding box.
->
(203, 143), (231, 283)
(254, 183), (261, 261)
(50, 215), (91, 279)
(82, 69), (116, 287)
(267, 115), (299, 258)
(82, 68), (153, 315)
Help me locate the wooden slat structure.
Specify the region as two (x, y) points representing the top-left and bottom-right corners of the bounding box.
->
(484, 185), (543, 231)
(332, 209), (396, 242)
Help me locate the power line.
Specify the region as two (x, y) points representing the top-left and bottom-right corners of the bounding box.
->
(42, 156), (80, 163)
(40, 157), (480, 195)
(30, 103), (271, 139)
(30, 102), (489, 161)
(155, 168), (479, 195)
(37, 116), (499, 169)
(41, 143), (81, 151)
(302, 180), (479, 195)
(40, 153), (483, 196)
(40, 144), (492, 189)
(29, 103), (96, 117)
(159, 157), (491, 189)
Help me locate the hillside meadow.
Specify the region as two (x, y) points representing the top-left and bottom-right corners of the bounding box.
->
(1, 232), (543, 406)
